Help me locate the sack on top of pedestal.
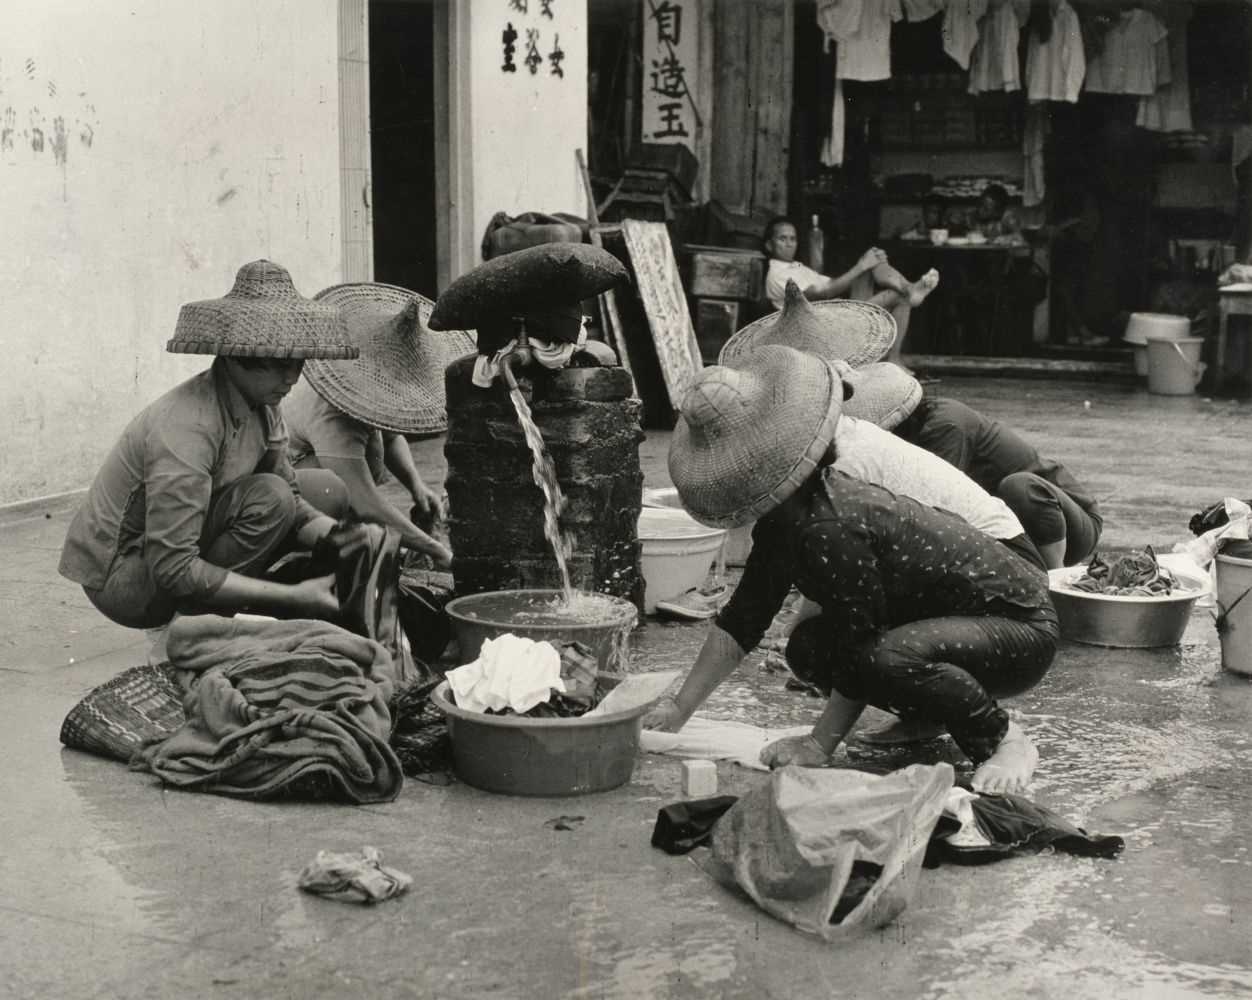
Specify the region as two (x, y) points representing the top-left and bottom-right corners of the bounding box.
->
(429, 243), (629, 354)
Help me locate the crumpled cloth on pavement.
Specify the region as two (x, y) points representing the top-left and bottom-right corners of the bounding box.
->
(471, 325), (588, 388)
(926, 786), (1125, 866)
(446, 634), (566, 714)
(640, 716), (811, 771)
(135, 615), (403, 803)
(298, 846), (412, 904)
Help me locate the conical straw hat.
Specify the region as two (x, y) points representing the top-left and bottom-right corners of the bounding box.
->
(167, 260), (357, 359)
(836, 361), (922, 430)
(669, 345), (843, 529)
(718, 280), (896, 368)
(305, 283), (477, 435)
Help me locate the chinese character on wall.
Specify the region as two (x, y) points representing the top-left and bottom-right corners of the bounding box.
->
(501, 0), (566, 80)
(641, 0), (699, 147)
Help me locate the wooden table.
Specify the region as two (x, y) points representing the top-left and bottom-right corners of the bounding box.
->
(1215, 285), (1252, 390)
(881, 239), (1036, 356)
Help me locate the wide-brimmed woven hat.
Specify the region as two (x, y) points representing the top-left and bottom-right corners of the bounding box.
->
(718, 280), (896, 368)
(306, 284), (477, 435)
(835, 361), (922, 430)
(669, 345), (843, 529)
(167, 260), (357, 359)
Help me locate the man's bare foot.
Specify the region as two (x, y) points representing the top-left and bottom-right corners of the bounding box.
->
(857, 716), (946, 746)
(906, 269), (940, 308)
(971, 721), (1038, 795)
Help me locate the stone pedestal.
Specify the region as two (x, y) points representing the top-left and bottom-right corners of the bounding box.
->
(444, 356), (644, 608)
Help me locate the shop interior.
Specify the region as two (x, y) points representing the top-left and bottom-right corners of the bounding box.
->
(587, 0), (1252, 370)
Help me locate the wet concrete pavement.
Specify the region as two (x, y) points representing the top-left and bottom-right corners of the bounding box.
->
(4, 375), (1252, 999)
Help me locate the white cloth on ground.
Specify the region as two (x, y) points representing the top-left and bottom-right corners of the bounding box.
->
(298, 847), (412, 904)
(1025, 0), (1084, 103)
(641, 716), (812, 771)
(829, 415), (1025, 539)
(445, 634), (565, 714)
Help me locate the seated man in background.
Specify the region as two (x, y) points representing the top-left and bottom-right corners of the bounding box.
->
(58, 261), (357, 632)
(762, 216), (939, 363)
(964, 183), (1022, 243)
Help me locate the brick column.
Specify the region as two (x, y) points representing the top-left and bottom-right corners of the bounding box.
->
(444, 357), (644, 609)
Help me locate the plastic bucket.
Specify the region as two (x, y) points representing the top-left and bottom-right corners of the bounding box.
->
(637, 508), (726, 614)
(1125, 313), (1189, 378)
(1216, 549), (1252, 677)
(1146, 335), (1206, 395)
(643, 486), (753, 566)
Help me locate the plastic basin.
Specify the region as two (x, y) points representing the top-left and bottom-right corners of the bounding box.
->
(431, 676), (646, 796)
(1047, 562), (1210, 648)
(444, 589), (637, 672)
(637, 507), (727, 614)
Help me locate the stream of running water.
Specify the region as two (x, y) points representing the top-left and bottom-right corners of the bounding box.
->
(507, 382), (575, 604)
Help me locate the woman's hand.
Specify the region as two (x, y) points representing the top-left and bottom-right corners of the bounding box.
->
(642, 696), (686, 732)
(410, 484), (444, 527)
(760, 733), (833, 769)
(291, 574), (340, 620)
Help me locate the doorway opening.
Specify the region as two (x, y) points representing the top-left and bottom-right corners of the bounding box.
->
(369, 0), (438, 297)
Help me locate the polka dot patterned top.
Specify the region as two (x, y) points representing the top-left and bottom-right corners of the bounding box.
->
(716, 470), (1055, 653)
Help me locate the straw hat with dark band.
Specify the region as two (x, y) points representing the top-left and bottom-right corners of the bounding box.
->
(835, 361), (922, 430)
(305, 283), (477, 435)
(669, 345), (844, 529)
(718, 280), (896, 368)
(167, 260), (357, 359)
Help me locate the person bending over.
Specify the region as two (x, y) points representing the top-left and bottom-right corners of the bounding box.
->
(644, 346), (1058, 794)
(59, 261), (357, 630)
(285, 283), (477, 569)
(894, 393), (1102, 568)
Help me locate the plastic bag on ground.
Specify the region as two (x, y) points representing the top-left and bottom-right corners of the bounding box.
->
(710, 763), (954, 939)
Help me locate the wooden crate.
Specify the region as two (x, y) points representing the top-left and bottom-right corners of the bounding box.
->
(686, 245), (765, 300)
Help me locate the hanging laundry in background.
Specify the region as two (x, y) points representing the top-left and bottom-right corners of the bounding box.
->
(1025, 0), (1085, 103)
(942, 0), (989, 71)
(968, 0), (1030, 95)
(1137, 7), (1193, 133)
(1084, 7), (1168, 96)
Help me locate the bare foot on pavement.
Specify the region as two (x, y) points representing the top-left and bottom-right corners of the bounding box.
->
(971, 721), (1038, 795)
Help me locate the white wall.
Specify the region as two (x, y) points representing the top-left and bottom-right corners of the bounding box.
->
(0, 0), (343, 504)
(460, 0), (588, 275)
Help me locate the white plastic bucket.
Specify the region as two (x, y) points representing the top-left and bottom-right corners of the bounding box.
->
(1216, 552), (1252, 676)
(1146, 335), (1206, 395)
(642, 486), (753, 566)
(1125, 313), (1189, 378)
(637, 508), (726, 614)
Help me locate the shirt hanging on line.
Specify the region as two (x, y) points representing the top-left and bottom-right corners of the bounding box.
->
(1025, 0), (1084, 103)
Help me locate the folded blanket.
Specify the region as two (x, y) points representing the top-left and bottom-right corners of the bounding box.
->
(135, 615), (403, 803)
